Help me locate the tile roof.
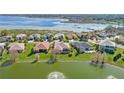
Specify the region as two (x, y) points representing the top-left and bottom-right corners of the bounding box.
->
(54, 41), (70, 51)
(66, 32), (78, 40)
(34, 41), (50, 50)
(9, 43), (25, 52)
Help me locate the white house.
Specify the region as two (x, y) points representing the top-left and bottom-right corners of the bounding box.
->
(54, 33), (64, 40)
(16, 34), (27, 40)
(99, 39), (116, 53)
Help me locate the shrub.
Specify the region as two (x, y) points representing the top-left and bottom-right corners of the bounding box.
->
(113, 53), (121, 62)
(68, 53), (72, 57)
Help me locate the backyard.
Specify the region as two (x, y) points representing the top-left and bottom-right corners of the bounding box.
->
(0, 43), (124, 67)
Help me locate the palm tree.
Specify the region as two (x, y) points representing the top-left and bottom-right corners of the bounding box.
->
(9, 50), (19, 63)
(35, 53), (40, 62)
(101, 52), (107, 64)
(95, 52), (100, 64)
(91, 53), (95, 63)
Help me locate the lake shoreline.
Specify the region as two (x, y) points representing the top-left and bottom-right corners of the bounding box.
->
(0, 15), (121, 32)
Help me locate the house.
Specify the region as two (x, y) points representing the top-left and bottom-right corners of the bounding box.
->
(116, 37), (124, 45)
(28, 35), (34, 41)
(70, 41), (93, 53)
(28, 34), (41, 41)
(54, 41), (70, 54)
(28, 35), (35, 43)
(0, 35), (13, 43)
(9, 43), (25, 53)
(80, 33), (89, 41)
(33, 41), (50, 53)
(0, 43), (6, 56)
(16, 34), (27, 40)
(42, 33), (53, 41)
(33, 34), (41, 41)
(96, 31), (107, 39)
(77, 32), (82, 38)
(54, 33), (64, 40)
(99, 39), (116, 54)
(0, 43), (6, 49)
(66, 32), (78, 40)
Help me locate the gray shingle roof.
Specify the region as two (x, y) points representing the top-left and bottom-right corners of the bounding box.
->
(71, 41), (92, 49)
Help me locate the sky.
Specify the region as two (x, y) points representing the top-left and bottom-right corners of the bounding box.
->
(0, 0), (124, 14)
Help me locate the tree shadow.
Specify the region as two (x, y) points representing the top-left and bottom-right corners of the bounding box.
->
(28, 52), (33, 56)
(89, 61), (98, 67)
(99, 62), (105, 69)
(31, 60), (37, 64)
(46, 58), (57, 65)
(90, 61), (105, 69)
(1, 60), (14, 67)
(28, 48), (34, 56)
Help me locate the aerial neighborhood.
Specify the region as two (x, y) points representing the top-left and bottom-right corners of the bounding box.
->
(1, 15), (124, 79)
(0, 27), (124, 68)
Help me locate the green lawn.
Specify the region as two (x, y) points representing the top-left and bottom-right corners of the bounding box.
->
(0, 43), (124, 68)
(57, 53), (92, 62)
(0, 43), (51, 64)
(0, 49), (10, 64)
(105, 48), (124, 68)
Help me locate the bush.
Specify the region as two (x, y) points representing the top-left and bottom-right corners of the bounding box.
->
(122, 58), (124, 61)
(75, 52), (79, 56)
(47, 55), (57, 64)
(68, 53), (72, 57)
(1, 60), (15, 67)
(113, 53), (121, 62)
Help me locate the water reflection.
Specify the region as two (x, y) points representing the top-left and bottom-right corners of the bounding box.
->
(90, 61), (105, 69)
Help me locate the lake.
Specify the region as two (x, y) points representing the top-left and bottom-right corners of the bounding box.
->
(0, 62), (124, 79)
(0, 15), (119, 32)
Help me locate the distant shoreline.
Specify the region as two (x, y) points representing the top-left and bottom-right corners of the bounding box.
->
(0, 27), (96, 32)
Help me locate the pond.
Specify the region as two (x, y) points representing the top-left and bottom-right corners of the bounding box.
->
(0, 62), (124, 79)
(0, 15), (120, 32)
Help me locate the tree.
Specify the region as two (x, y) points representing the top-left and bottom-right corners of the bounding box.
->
(95, 44), (99, 51)
(68, 52), (72, 57)
(115, 38), (118, 44)
(35, 53), (40, 62)
(9, 50), (19, 63)
(0, 30), (8, 36)
(47, 50), (59, 64)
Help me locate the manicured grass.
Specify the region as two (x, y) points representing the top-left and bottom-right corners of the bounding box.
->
(0, 49), (10, 64)
(87, 42), (124, 68)
(0, 43), (92, 64)
(16, 43), (51, 63)
(0, 42), (124, 68)
(57, 53), (92, 62)
(105, 48), (124, 68)
(0, 43), (51, 64)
